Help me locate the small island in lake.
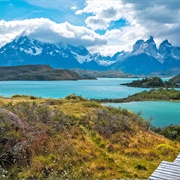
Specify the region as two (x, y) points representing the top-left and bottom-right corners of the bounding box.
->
(121, 76), (180, 88)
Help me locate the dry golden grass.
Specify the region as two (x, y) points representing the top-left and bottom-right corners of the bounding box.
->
(0, 95), (179, 179)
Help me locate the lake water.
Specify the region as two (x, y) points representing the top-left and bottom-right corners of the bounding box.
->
(0, 78), (148, 99)
(104, 101), (180, 127)
(0, 78), (179, 127)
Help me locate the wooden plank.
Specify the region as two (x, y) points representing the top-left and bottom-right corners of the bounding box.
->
(174, 153), (180, 164)
(149, 156), (180, 180)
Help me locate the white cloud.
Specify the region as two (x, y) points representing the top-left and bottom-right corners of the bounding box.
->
(76, 0), (134, 30)
(0, 18), (107, 47)
(121, 0), (180, 47)
(71, 6), (78, 10)
(85, 17), (108, 30)
(0, 0), (179, 56)
(87, 25), (147, 56)
(77, 0), (180, 50)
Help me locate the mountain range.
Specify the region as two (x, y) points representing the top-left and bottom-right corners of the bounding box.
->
(0, 35), (179, 75)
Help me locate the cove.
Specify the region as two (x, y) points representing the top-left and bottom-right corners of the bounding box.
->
(104, 101), (180, 127)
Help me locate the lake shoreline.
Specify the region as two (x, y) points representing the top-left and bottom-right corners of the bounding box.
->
(92, 88), (180, 103)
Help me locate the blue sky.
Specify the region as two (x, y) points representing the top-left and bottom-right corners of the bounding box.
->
(0, 0), (179, 55)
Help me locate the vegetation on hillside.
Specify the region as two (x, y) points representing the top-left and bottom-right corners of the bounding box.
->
(0, 65), (86, 80)
(72, 69), (135, 78)
(151, 125), (180, 141)
(0, 95), (180, 179)
(93, 88), (180, 103)
(169, 74), (180, 84)
(121, 77), (180, 88)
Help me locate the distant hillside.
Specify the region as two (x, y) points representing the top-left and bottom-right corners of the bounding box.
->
(121, 77), (180, 88)
(93, 88), (180, 102)
(72, 69), (135, 78)
(169, 74), (180, 84)
(0, 65), (85, 80)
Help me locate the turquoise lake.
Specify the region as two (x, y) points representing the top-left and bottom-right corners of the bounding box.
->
(0, 78), (179, 127)
(0, 78), (147, 99)
(104, 101), (180, 127)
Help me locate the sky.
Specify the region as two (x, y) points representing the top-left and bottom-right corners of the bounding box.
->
(0, 0), (179, 56)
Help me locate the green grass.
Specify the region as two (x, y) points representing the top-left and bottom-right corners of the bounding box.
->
(0, 95), (180, 179)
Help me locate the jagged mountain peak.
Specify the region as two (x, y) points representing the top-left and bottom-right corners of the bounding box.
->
(161, 39), (171, 45)
(146, 36), (155, 44)
(159, 39), (173, 56)
(160, 39), (172, 48)
(0, 35), (102, 69)
(135, 39), (145, 44)
(132, 36), (158, 57)
(0, 35), (179, 75)
(132, 40), (144, 53)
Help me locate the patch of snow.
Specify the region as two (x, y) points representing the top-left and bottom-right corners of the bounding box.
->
(55, 49), (60, 53)
(132, 43), (148, 56)
(49, 52), (53, 56)
(98, 60), (116, 66)
(172, 55), (180, 60)
(34, 47), (42, 55)
(0, 49), (5, 53)
(156, 54), (164, 64)
(20, 46), (42, 56)
(24, 49), (33, 55)
(74, 53), (93, 64)
(62, 53), (68, 58)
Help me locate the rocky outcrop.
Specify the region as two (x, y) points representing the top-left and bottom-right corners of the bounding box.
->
(0, 108), (27, 131)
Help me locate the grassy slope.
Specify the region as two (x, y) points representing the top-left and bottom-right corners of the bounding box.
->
(0, 95), (180, 179)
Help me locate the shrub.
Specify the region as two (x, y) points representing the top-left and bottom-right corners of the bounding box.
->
(83, 101), (101, 108)
(155, 144), (175, 156)
(65, 94), (85, 101)
(134, 164), (147, 170)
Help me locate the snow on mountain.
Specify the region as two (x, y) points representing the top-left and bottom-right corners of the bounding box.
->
(0, 35), (179, 75)
(131, 36), (159, 58)
(0, 35), (105, 70)
(108, 36), (180, 75)
(159, 40), (180, 60)
(92, 52), (117, 66)
(73, 53), (93, 64)
(113, 51), (129, 62)
(97, 60), (116, 66)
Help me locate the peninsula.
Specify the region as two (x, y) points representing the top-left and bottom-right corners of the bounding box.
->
(0, 65), (95, 81)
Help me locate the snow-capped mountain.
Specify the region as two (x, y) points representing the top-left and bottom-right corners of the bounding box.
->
(131, 36), (158, 58)
(92, 52), (115, 66)
(0, 36), (101, 70)
(0, 35), (179, 75)
(109, 36), (180, 74)
(158, 40), (180, 68)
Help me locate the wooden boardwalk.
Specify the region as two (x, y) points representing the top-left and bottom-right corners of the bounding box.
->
(149, 153), (180, 180)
